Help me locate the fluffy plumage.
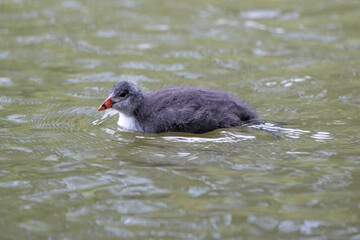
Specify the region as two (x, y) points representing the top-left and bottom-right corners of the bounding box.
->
(99, 81), (257, 133)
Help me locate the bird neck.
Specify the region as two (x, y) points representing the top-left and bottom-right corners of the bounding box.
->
(117, 112), (141, 131)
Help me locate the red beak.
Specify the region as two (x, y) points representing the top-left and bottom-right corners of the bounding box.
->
(98, 97), (113, 111)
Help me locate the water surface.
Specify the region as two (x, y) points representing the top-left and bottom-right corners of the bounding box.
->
(1, 0), (360, 239)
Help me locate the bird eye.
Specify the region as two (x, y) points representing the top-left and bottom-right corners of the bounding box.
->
(119, 91), (128, 98)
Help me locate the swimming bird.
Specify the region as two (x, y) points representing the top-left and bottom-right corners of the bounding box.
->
(98, 81), (257, 133)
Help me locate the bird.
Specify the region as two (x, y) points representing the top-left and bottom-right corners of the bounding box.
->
(98, 81), (257, 134)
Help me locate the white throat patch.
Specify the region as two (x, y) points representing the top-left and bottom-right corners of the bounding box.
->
(117, 112), (140, 131)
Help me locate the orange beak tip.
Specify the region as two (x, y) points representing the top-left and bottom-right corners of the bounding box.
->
(98, 97), (113, 111)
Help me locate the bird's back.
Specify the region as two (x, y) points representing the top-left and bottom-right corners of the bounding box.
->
(135, 87), (257, 133)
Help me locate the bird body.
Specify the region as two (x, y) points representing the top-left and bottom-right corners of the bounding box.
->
(98, 81), (257, 133)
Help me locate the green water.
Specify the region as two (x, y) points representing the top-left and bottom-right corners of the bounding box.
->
(1, 0), (360, 239)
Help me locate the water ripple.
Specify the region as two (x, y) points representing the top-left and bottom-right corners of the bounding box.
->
(240, 9), (281, 19)
(0, 77), (12, 86)
(163, 50), (203, 59)
(162, 133), (255, 143)
(310, 132), (332, 141)
(249, 123), (311, 139)
(244, 20), (284, 34)
(67, 72), (157, 83)
(120, 62), (185, 71)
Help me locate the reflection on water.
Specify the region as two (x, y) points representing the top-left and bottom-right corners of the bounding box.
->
(162, 134), (255, 143)
(1, 0), (360, 239)
(249, 122), (312, 139)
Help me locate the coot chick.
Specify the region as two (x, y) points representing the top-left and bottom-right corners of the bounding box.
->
(98, 81), (257, 133)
